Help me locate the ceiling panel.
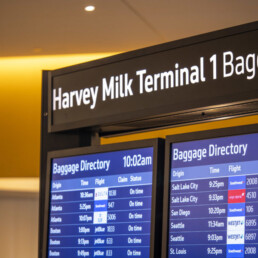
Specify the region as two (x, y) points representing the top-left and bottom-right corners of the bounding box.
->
(0, 0), (257, 57)
(129, 0), (258, 41)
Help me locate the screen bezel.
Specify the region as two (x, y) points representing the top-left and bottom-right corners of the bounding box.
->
(161, 123), (258, 258)
(42, 138), (164, 258)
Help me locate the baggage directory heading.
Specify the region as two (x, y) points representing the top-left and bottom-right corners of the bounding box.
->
(169, 133), (258, 257)
(48, 147), (154, 258)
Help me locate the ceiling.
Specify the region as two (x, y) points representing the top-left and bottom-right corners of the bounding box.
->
(0, 0), (257, 57)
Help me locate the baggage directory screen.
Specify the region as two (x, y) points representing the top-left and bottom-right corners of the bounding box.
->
(168, 133), (258, 257)
(48, 147), (154, 258)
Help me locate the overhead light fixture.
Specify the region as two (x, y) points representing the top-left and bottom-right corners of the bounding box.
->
(85, 5), (95, 12)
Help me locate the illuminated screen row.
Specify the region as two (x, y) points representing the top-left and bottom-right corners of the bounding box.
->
(45, 129), (258, 258)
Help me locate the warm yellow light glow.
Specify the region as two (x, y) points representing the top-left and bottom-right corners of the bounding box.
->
(0, 52), (117, 178)
(85, 5), (95, 12)
(0, 178), (39, 192)
(0, 52), (116, 72)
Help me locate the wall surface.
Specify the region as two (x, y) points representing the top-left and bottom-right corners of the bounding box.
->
(0, 192), (39, 258)
(0, 53), (115, 178)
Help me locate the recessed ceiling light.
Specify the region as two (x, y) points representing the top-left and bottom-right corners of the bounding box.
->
(85, 5), (95, 12)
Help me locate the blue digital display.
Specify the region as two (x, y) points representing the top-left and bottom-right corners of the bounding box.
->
(168, 133), (258, 257)
(48, 147), (154, 257)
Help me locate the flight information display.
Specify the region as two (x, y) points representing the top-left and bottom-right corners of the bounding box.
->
(168, 133), (258, 257)
(47, 146), (154, 258)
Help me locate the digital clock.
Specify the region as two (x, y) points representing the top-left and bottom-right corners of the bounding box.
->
(123, 154), (152, 167)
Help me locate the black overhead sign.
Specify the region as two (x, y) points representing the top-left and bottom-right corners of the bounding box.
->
(48, 22), (258, 133)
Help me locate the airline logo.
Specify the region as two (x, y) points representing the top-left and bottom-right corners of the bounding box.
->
(227, 244), (244, 258)
(95, 187), (108, 201)
(227, 217), (245, 231)
(228, 176), (246, 190)
(93, 211), (107, 224)
(228, 189), (246, 203)
(227, 233), (245, 245)
(228, 203), (245, 217)
(94, 200), (108, 212)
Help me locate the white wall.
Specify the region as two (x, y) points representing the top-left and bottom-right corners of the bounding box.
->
(0, 191), (39, 258)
